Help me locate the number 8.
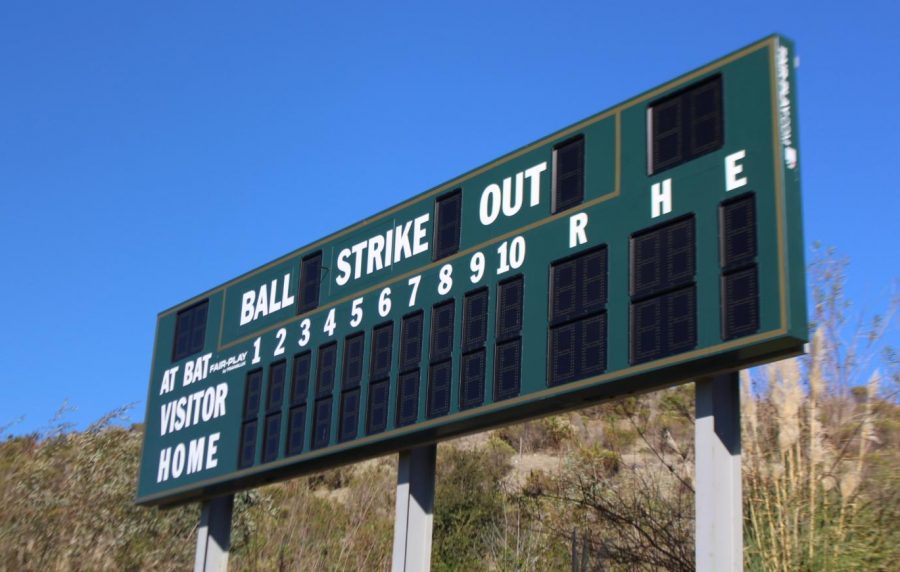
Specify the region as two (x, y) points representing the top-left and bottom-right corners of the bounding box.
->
(438, 264), (453, 295)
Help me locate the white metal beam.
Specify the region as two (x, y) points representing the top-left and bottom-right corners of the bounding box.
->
(695, 373), (743, 571)
(392, 445), (437, 572)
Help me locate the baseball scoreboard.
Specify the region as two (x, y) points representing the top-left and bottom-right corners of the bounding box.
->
(137, 35), (805, 506)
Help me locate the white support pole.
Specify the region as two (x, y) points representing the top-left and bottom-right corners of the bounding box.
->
(392, 444), (437, 572)
(695, 372), (743, 572)
(194, 494), (234, 572)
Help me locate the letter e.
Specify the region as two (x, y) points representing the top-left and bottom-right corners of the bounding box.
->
(725, 150), (748, 191)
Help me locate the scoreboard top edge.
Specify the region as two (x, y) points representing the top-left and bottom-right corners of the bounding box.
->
(157, 33), (791, 319)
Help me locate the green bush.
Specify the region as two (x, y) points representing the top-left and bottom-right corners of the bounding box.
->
(432, 443), (512, 571)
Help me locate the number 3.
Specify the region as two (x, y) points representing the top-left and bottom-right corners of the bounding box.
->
(298, 318), (311, 347)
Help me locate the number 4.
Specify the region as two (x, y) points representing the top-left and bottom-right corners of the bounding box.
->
(324, 308), (337, 336)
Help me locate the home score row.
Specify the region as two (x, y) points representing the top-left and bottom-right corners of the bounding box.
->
(137, 35), (805, 507)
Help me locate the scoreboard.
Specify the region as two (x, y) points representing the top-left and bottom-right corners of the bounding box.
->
(137, 35), (805, 506)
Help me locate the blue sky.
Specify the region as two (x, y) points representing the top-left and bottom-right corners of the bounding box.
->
(1, 1), (897, 435)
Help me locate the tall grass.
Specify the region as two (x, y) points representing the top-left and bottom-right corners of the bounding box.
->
(740, 244), (899, 570)
(1, 247), (895, 570)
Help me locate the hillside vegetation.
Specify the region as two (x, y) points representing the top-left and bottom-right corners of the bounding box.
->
(2, 249), (896, 571)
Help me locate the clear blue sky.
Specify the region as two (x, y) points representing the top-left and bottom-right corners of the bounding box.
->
(1, 1), (897, 435)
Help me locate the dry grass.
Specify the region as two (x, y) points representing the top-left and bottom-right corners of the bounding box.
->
(1, 246), (896, 570)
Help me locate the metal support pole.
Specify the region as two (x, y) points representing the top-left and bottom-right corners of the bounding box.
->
(194, 494), (234, 572)
(695, 372), (742, 571)
(392, 444), (437, 572)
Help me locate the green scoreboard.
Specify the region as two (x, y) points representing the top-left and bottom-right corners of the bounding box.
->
(137, 35), (805, 506)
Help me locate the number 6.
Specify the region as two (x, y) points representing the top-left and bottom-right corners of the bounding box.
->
(378, 287), (392, 317)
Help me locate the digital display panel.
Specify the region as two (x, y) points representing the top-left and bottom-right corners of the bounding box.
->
(138, 35), (805, 506)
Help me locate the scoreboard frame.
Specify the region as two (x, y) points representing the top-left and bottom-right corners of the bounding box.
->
(137, 34), (804, 507)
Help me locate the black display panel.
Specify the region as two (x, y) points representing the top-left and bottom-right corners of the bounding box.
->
(649, 75), (723, 174)
(399, 312), (424, 371)
(495, 338), (522, 400)
(553, 135), (585, 213)
(496, 276), (524, 341)
(369, 322), (393, 381)
(238, 419), (257, 469)
(243, 369), (262, 420)
(396, 370), (419, 427)
(462, 288), (489, 350)
(720, 193), (757, 270)
(630, 216), (696, 301)
(427, 360), (452, 418)
(549, 313), (607, 386)
(430, 301), (455, 362)
(550, 246), (608, 323)
(267, 360), (286, 413)
(312, 397), (332, 449)
(339, 388), (360, 442)
(342, 333), (365, 389)
(631, 285), (697, 364)
(290, 352), (311, 405)
(722, 266), (759, 340)
(297, 251), (323, 314)
(286, 405), (306, 456)
(460, 349), (486, 410)
(461, 286), (489, 410)
(367, 321), (393, 436)
(239, 368), (263, 468)
(548, 246), (608, 386)
(433, 189), (462, 260)
(720, 193), (760, 340)
(630, 216), (698, 364)
(366, 379), (389, 435)
(316, 342), (337, 398)
(262, 413), (281, 463)
(495, 275), (524, 401)
(172, 299), (208, 362)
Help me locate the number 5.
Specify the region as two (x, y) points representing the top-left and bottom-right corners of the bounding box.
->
(350, 297), (364, 327)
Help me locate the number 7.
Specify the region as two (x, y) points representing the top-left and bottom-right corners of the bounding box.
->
(408, 275), (421, 307)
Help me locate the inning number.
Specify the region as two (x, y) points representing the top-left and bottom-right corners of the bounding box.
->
(252, 336), (261, 365)
(438, 264), (453, 295)
(324, 308), (337, 336)
(379, 287), (392, 317)
(497, 236), (526, 274)
(470, 252), (485, 283)
(274, 328), (286, 356)
(408, 275), (421, 307)
(350, 297), (364, 327)
(298, 318), (311, 347)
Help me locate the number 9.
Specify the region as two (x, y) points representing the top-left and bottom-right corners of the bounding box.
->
(470, 251), (485, 283)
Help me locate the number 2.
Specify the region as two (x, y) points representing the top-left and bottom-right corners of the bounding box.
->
(274, 328), (286, 356)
